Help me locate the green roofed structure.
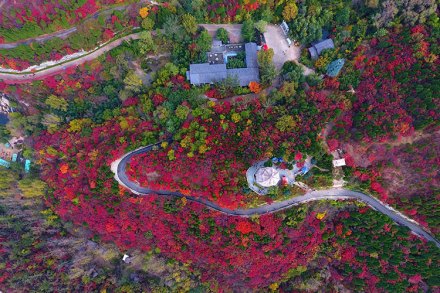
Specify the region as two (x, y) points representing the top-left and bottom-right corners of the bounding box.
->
(327, 59), (345, 77)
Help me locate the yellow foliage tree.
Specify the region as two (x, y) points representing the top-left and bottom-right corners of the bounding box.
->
(282, 2), (298, 21)
(269, 283), (279, 291)
(231, 112), (241, 123)
(139, 7), (149, 18)
(314, 55), (330, 71)
(18, 178), (47, 198)
(316, 212), (326, 220)
(68, 118), (92, 133)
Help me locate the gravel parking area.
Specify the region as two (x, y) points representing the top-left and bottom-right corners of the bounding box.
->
(264, 25), (314, 75)
(264, 25), (301, 70)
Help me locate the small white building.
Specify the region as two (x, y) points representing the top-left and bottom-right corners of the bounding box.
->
(255, 167), (280, 187)
(280, 21), (289, 36)
(122, 254), (131, 263)
(332, 158), (346, 167)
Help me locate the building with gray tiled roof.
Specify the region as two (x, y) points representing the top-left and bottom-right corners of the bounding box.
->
(186, 42), (260, 87)
(187, 63), (227, 85)
(308, 38), (334, 59)
(227, 68), (260, 86)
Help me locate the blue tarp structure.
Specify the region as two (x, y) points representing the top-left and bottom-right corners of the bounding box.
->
(327, 59), (345, 77)
(301, 166), (310, 174)
(0, 113), (9, 125)
(0, 158), (10, 168)
(272, 157), (284, 163)
(12, 154), (17, 162)
(25, 159), (31, 173)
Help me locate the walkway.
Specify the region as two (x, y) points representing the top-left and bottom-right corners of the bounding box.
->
(111, 142), (440, 249)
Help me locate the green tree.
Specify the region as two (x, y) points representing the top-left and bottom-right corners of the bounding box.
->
(182, 14), (198, 35)
(153, 63), (179, 85)
(175, 105), (190, 120)
(254, 20), (268, 33)
(305, 73), (322, 86)
(124, 71), (143, 93)
(163, 16), (184, 42)
(7, 112), (39, 136)
(335, 7), (351, 26)
(181, 0), (206, 20)
(261, 65), (277, 85)
(281, 61), (304, 83)
(216, 28), (229, 43)
(280, 81), (297, 98)
(289, 16), (323, 44)
(0, 125), (11, 144)
(242, 19), (255, 42)
(258, 49), (277, 85)
(139, 31), (157, 54)
(217, 75), (239, 96)
(276, 115), (297, 132)
(18, 178), (47, 198)
(196, 30), (212, 53)
(45, 94), (68, 111)
(22, 148), (33, 159)
(141, 17), (155, 30)
(42, 114), (62, 133)
(399, 0), (437, 26)
(258, 48), (274, 65)
(0, 168), (16, 196)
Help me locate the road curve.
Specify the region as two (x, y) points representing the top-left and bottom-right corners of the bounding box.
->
(111, 142), (440, 249)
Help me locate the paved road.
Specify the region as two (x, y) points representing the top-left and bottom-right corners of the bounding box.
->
(0, 4), (131, 49)
(112, 142), (440, 249)
(0, 33), (141, 83)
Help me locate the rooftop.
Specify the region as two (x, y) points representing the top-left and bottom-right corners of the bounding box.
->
(187, 42), (260, 87)
(227, 68), (260, 87)
(308, 38), (334, 59)
(207, 52), (224, 65)
(187, 63), (227, 85)
(326, 58), (345, 77)
(244, 43), (258, 68)
(333, 158), (346, 167)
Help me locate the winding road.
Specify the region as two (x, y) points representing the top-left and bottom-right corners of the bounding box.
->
(2, 7), (439, 249)
(111, 142), (440, 249)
